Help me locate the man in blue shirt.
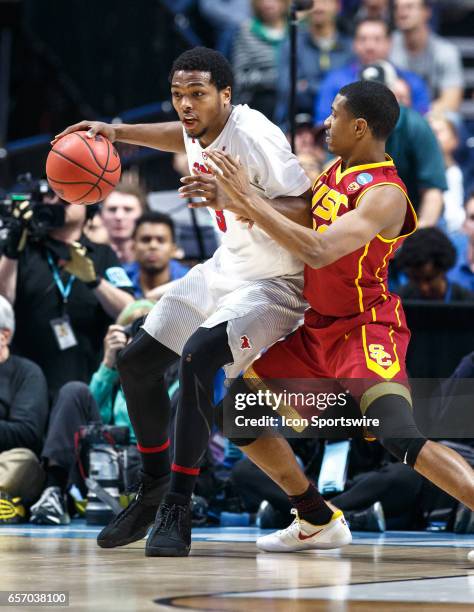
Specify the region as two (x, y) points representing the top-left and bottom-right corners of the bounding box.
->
(274, 0), (352, 126)
(123, 212), (189, 299)
(448, 194), (474, 293)
(315, 17), (430, 123)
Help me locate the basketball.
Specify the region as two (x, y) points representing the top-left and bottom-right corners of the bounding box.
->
(46, 130), (121, 204)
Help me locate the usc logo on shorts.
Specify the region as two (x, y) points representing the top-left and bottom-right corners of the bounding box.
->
(368, 344), (393, 367)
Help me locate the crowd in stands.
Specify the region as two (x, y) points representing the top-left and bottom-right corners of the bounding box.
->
(0, 0), (473, 533)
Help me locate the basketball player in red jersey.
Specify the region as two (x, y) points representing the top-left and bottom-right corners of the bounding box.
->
(180, 80), (474, 554)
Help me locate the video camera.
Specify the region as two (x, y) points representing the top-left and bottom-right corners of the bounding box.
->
(0, 174), (66, 248)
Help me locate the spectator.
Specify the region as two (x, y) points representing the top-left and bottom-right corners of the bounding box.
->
(397, 228), (474, 301)
(355, 0), (392, 23)
(427, 112), (465, 235)
(0, 296), (48, 518)
(293, 114), (327, 183)
(123, 212), (189, 300)
(360, 60), (447, 226)
(29, 300), (159, 525)
(448, 194), (474, 293)
(232, 0), (290, 119)
(315, 18), (431, 122)
(83, 208), (110, 245)
(0, 196), (135, 399)
(390, 0), (464, 113)
(199, 0), (252, 35)
(100, 182), (149, 265)
(274, 0), (352, 126)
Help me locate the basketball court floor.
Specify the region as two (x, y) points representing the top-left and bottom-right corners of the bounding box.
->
(1, 523), (474, 611)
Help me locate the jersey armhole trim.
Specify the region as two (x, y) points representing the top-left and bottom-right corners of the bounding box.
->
(354, 181), (418, 243)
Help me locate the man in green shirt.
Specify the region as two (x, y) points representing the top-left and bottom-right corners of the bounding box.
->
(362, 62), (447, 227)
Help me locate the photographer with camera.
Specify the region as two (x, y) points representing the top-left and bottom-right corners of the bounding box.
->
(0, 185), (135, 399)
(30, 300), (160, 525)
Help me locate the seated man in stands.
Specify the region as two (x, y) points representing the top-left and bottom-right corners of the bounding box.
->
(0, 296), (48, 522)
(397, 228), (474, 301)
(124, 212), (189, 300)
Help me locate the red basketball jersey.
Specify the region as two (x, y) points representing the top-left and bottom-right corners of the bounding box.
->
(304, 156), (417, 317)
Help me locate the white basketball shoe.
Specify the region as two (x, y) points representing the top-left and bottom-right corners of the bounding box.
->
(256, 508), (352, 553)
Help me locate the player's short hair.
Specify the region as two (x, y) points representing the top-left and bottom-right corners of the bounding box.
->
(133, 211), (176, 242)
(169, 47), (234, 91)
(396, 228), (456, 273)
(103, 181), (149, 213)
(338, 81), (400, 140)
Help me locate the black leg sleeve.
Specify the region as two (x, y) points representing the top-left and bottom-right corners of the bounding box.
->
(173, 322), (233, 471)
(117, 329), (179, 449)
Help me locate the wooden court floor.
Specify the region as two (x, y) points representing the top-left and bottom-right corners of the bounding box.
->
(1, 525), (474, 611)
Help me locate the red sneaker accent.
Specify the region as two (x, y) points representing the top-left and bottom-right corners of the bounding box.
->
(298, 529), (323, 541)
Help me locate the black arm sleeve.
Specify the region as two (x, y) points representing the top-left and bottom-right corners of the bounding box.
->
(0, 357), (49, 455)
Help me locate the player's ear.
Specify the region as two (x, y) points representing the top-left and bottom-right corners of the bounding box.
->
(354, 118), (368, 139)
(221, 86), (232, 107)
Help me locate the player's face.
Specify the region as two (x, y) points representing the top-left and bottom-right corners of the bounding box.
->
(171, 71), (231, 142)
(101, 192), (143, 242)
(133, 222), (176, 274)
(324, 94), (357, 157)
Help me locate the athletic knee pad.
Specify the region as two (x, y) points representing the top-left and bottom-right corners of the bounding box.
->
(364, 389), (427, 467)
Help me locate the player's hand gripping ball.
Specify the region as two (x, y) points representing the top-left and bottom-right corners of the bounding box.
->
(46, 131), (121, 204)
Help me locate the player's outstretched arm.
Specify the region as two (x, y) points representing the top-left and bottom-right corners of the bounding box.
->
(52, 120), (185, 153)
(205, 151), (407, 269)
(180, 170), (313, 228)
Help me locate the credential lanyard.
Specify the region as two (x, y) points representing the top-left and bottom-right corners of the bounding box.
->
(47, 251), (76, 308)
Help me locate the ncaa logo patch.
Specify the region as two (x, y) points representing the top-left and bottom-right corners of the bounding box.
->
(356, 172), (373, 186)
(347, 181), (360, 193)
(240, 335), (252, 350)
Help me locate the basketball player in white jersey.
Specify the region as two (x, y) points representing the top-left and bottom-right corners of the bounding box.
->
(55, 47), (313, 556)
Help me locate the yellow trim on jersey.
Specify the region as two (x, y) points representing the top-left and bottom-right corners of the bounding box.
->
(243, 367), (308, 432)
(361, 324), (401, 379)
(354, 182), (418, 242)
(355, 243), (370, 313)
(394, 296), (402, 328)
(335, 156), (394, 185)
(360, 382), (412, 414)
(311, 158), (341, 191)
(371, 307), (377, 322)
(374, 242), (395, 302)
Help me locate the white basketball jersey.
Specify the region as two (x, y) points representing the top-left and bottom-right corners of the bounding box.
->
(183, 104), (311, 281)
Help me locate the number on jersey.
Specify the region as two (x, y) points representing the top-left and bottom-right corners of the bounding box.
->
(193, 161), (227, 233)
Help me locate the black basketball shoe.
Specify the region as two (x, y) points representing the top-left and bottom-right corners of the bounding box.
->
(97, 471), (169, 548)
(145, 494), (192, 557)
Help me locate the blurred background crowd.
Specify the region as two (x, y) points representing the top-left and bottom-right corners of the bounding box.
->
(0, 0), (474, 534)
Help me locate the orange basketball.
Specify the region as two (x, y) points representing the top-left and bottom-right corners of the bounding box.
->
(46, 131), (121, 204)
